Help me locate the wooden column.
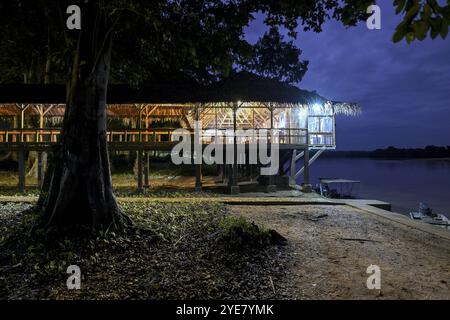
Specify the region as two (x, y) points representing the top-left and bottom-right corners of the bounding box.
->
(137, 150), (143, 193)
(217, 164), (224, 182)
(195, 164), (202, 191)
(194, 107), (202, 191)
(289, 149), (297, 186)
(136, 104), (144, 193)
(136, 104), (144, 143)
(20, 109), (25, 142)
(143, 106), (150, 189)
(144, 152), (150, 188)
(227, 164), (233, 188)
(230, 104), (239, 194)
(302, 147), (312, 192)
(18, 147), (25, 193)
(37, 152), (43, 188)
(267, 106), (276, 192)
(223, 163), (228, 185)
(15, 104), (30, 142)
(249, 164), (254, 182)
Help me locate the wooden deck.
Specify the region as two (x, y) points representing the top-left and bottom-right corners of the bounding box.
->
(0, 127), (335, 193)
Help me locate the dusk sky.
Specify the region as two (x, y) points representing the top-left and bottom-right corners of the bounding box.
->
(246, 2), (450, 150)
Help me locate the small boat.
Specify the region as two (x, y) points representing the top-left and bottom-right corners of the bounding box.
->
(409, 202), (450, 230)
(316, 178), (361, 199)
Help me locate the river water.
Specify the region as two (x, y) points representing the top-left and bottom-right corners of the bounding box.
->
(296, 157), (450, 218)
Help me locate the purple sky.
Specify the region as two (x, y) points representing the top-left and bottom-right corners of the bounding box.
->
(245, 2), (450, 150)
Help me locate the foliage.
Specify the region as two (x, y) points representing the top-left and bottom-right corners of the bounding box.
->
(1, 1), (446, 85)
(0, 0), (378, 85)
(241, 27), (309, 83)
(393, 0), (450, 43)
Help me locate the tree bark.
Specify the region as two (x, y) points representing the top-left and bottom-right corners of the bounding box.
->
(38, 3), (129, 229)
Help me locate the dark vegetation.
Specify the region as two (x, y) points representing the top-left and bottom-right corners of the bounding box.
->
(0, 201), (288, 299)
(220, 216), (287, 250)
(325, 146), (450, 159)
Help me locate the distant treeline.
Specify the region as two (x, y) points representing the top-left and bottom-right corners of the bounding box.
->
(324, 146), (450, 159)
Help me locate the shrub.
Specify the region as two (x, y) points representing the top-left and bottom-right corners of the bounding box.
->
(219, 215), (286, 250)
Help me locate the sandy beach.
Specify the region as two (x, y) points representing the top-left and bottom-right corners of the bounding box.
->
(229, 203), (450, 299)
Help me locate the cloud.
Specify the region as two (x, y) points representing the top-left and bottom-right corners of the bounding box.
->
(245, 3), (450, 150)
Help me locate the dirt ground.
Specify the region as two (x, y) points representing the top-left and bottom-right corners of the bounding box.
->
(228, 204), (450, 299)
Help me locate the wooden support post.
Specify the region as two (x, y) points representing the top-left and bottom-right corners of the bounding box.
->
(267, 175), (276, 193)
(137, 150), (143, 193)
(217, 164), (224, 182)
(227, 164), (234, 188)
(223, 164), (228, 185)
(37, 152), (43, 188)
(266, 105), (276, 192)
(38, 106), (44, 142)
(195, 164), (202, 191)
(20, 109), (25, 142)
(289, 149), (297, 186)
(144, 152), (150, 188)
(270, 107), (274, 132)
(230, 105), (239, 194)
(18, 104), (30, 142)
(18, 147), (25, 193)
(302, 147), (312, 193)
(193, 106), (203, 191)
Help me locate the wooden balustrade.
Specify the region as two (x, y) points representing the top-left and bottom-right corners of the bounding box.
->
(0, 127), (332, 147)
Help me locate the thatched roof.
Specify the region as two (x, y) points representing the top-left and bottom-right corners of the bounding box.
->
(208, 72), (324, 104)
(0, 72), (360, 116)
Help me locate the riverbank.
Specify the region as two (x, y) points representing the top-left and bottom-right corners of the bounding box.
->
(229, 203), (450, 299)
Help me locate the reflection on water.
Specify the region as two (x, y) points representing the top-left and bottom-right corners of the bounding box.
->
(297, 158), (450, 218)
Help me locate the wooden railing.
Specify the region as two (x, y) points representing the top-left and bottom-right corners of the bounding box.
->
(0, 127), (333, 147)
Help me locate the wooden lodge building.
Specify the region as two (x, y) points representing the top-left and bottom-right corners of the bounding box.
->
(0, 73), (360, 193)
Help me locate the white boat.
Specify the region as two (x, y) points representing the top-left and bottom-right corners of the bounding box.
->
(409, 203), (450, 230)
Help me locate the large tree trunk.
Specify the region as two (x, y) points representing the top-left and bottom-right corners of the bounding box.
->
(38, 3), (129, 229)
